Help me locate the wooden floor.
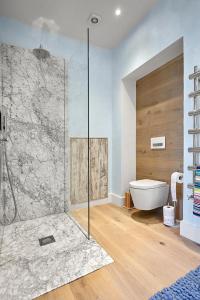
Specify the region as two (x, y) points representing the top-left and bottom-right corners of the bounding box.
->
(37, 204), (200, 300)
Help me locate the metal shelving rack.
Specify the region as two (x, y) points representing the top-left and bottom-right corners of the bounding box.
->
(188, 66), (200, 194)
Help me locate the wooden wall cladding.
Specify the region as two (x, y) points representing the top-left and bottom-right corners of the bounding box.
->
(90, 139), (108, 200)
(70, 138), (88, 204)
(70, 138), (108, 204)
(136, 55), (183, 219)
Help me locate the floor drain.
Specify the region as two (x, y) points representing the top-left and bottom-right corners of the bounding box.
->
(39, 235), (56, 246)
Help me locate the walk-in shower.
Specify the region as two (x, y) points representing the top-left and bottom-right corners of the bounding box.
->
(0, 29), (112, 299)
(0, 105), (17, 225)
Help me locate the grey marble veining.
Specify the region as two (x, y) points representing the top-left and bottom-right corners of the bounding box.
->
(0, 225), (3, 252)
(0, 43), (68, 222)
(0, 213), (113, 300)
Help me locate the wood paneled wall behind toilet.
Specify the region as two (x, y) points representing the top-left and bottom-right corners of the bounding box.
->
(136, 55), (183, 219)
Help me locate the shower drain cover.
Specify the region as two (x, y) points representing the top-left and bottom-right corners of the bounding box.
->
(39, 235), (55, 246)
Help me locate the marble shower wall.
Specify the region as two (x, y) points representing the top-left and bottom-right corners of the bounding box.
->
(0, 225), (3, 250)
(0, 43), (67, 222)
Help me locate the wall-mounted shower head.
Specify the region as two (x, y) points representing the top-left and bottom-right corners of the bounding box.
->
(33, 44), (50, 60)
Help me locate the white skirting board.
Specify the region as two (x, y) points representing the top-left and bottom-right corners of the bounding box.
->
(70, 193), (125, 210)
(70, 197), (111, 210)
(108, 193), (124, 207)
(180, 220), (200, 244)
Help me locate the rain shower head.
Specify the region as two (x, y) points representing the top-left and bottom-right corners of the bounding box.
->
(33, 45), (50, 60)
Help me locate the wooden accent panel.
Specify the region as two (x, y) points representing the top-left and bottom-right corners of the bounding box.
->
(136, 55), (183, 219)
(37, 204), (200, 300)
(70, 138), (108, 204)
(70, 138), (88, 204)
(90, 139), (108, 200)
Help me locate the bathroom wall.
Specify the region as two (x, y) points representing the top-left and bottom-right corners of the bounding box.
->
(0, 43), (66, 222)
(0, 17), (113, 196)
(136, 55), (183, 218)
(112, 0), (200, 242)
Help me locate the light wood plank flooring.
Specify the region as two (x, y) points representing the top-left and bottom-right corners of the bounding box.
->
(37, 204), (200, 300)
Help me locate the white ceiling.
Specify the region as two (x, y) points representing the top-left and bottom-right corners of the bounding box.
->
(0, 0), (158, 48)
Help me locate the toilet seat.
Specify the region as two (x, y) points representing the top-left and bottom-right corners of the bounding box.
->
(129, 179), (167, 190)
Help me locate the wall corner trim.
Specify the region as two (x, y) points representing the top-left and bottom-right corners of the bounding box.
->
(180, 220), (200, 244)
(109, 193), (124, 207)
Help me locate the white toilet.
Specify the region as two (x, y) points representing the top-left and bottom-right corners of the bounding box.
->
(129, 179), (169, 210)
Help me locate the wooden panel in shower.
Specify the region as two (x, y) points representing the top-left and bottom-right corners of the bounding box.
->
(70, 138), (88, 204)
(136, 55), (183, 219)
(70, 138), (108, 204)
(90, 138), (108, 200)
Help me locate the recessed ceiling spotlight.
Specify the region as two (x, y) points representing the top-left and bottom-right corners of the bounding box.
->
(115, 8), (121, 16)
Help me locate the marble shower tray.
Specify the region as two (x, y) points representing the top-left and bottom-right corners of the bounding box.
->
(0, 213), (113, 300)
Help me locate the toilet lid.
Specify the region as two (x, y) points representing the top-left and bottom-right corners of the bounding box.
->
(129, 179), (167, 189)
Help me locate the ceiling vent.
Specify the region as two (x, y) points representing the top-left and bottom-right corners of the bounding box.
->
(88, 14), (102, 26)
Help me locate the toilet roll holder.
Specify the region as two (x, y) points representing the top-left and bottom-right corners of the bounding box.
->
(171, 172), (184, 203)
(162, 172), (184, 227)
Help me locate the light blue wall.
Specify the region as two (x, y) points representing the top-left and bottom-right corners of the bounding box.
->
(0, 16), (113, 192)
(112, 0), (200, 229)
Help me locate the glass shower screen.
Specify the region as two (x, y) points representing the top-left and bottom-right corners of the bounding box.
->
(68, 28), (90, 239)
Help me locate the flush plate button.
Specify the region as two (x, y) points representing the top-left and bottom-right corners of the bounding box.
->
(151, 136), (166, 149)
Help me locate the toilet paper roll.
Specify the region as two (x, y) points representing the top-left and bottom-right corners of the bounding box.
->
(163, 205), (175, 226)
(171, 172), (183, 202)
